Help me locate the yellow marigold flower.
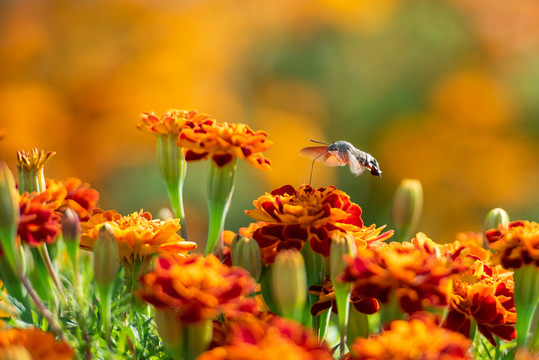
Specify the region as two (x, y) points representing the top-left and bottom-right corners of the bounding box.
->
(198, 316), (332, 360)
(486, 220), (539, 269)
(137, 109), (212, 136)
(80, 209), (196, 269)
(177, 121), (272, 170)
(137, 254), (256, 323)
(350, 315), (471, 359)
(0, 328), (74, 360)
(340, 234), (463, 313)
(245, 184), (391, 263)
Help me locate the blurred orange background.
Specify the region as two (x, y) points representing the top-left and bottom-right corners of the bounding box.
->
(1, 0), (539, 246)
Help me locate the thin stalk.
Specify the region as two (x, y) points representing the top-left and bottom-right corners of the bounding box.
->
(38, 244), (64, 298)
(21, 273), (65, 340)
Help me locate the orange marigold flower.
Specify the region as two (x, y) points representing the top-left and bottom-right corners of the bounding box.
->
(309, 277), (379, 316)
(350, 316), (471, 360)
(177, 121), (272, 170)
(137, 109), (213, 136)
(486, 220), (539, 269)
(199, 315), (332, 360)
(18, 191), (61, 247)
(440, 238), (516, 346)
(80, 209), (196, 269)
(138, 255), (256, 323)
(340, 234), (462, 313)
(46, 178), (99, 221)
(245, 184), (390, 263)
(0, 327), (74, 359)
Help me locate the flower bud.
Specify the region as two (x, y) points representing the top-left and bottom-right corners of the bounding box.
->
(483, 207), (509, 233)
(330, 233), (356, 356)
(0, 162), (21, 274)
(330, 232), (357, 281)
(62, 208), (80, 258)
(483, 208), (510, 250)
(391, 179), (423, 242)
(155, 309), (212, 360)
(272, 249), (307, 321)
(93, 223), (119, 287)
(231, 234), (261, 281)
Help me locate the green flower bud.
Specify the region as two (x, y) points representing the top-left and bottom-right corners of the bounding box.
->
(231, 235), (261, 281)
(483, 208), (509, 232)
(330, 233), (356, 357)
(62, 208), (80, 257)
(155, 309), (212, 360)
(391, 179), (423, 243)
(0, 162), (21, 275)
(93, 223), (119, 346)
(272, 249), (307, 321)
(330, 232), (357, 281)
(93, 223), (119, 287)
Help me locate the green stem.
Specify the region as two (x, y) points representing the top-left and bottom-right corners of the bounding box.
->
(166, 182), (188, 240)
(205, 160), (236, 256)
(513, 265), (539, 348)
(157, 134), (188, 240)
(301, 242), (325, 337)
(334, 282), (351, 358)
(21, 273), (65, 340)
(98, 283), (114, 347)
(346, 305), (369, 349)
(38, 244), (64, 298)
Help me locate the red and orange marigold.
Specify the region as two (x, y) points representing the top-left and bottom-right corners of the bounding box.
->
(340, 234), (463, 314)
(46, 178), (99, 221)
(137, 109), (213, 136)
(440, 236), (516, 345)
(138, 254), (256, 323)
(177, 121), (272, 170)
(0, 327), (74, 360)
(349, 315), (471, 360)
(198, 315), (332, 360)
(245, 184), (391, 263)
(18, 191), (61, 247)
(486, 220), (539, 269)
(80, 209), (196, 269)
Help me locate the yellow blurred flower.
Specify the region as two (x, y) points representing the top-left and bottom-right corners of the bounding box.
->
(80, 209), (196, 269)
(0, 328), (74, 360)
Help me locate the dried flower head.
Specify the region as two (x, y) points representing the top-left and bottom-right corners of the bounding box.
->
(16, 149), (55, 172)
(245, 184), (390, 263)
(177, 121), (272, 170)
(486, 220), (539, 269)
(0, 328), (74, 360)
(138, 255), (256, 323)
(137, 109), (212, 136)
(349, 315), (471, 359)
(80, 209), (196, 269)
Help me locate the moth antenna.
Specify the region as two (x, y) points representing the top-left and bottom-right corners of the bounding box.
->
(309, 139), (330, 145)
(309, 149), (329, 186)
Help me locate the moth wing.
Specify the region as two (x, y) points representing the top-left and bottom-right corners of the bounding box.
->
(299, 146), (344, 167)
(346, 149), (366, 175)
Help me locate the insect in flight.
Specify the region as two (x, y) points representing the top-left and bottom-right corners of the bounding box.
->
(299, 140), (382, 185)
